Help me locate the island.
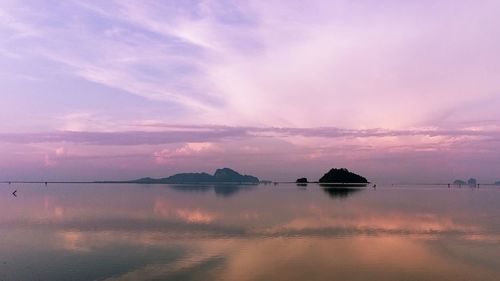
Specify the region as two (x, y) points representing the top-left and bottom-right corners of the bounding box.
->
(467, 178), (477, 186)
(295, 177), (308, 187)
(99, 168), (259, 184)
(496, 181), (500, 186)
(318, 168), (369, 187)
(453, 179), (466, 185)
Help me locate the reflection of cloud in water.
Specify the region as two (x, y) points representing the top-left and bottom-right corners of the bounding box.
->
(176, 209), (216, 224)
(57, 230), (181, 252)
(154, 198), (217, 223)
(1, 193), (489, 242)
(7, 212), (483, 243)
(104, 255), (225, 281)
(217, 237), (500, 281)
(59, 231), (90, 252)
(271, 212), (481, 235)
(44, 216), (499, 280)
(89, 237), (500, 281)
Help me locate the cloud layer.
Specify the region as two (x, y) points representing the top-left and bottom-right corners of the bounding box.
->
(0, 124), (500, 145)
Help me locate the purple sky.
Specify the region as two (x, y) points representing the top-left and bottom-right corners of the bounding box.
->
(1, 0), (499, 182)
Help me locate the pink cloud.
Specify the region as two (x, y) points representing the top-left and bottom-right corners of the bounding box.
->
(154, 142), (218, 164)
(55, 147), (67, 156)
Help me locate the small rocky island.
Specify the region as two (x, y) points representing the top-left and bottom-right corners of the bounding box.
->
(295, 177), (308, 187)
(467, 178), (477, 186)
(295, 168), (369, 187)
(296, 177), (308, 183)
(453, 179), (466, 185)
(103, 168), (260, 184)
(319, 168), (369, 187)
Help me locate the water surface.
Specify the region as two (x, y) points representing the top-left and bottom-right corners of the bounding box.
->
(1, 183), (499, 280)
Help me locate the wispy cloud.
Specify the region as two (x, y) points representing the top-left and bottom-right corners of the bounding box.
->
(2, 1), (499, 127)
(154, 142), (218, 164)
(0, 125), (498, 145)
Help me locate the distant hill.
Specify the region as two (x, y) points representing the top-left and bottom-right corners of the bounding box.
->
(162, 172), (214, 183)
(125, 168), (259, 184)
(319, 168), (368, 184)
(213, 168), (259, 183)
(453, 180), (466, 185)
(496, 181), (500, 186)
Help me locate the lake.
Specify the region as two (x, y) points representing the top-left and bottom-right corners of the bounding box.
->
(1, 183), (499, 281)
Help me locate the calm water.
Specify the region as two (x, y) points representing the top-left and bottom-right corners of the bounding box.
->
(1, 183), (499, 281)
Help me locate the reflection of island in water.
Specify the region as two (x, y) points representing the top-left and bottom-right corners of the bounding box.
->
(169, 184), (257, 197)
(320, 186), (364, 199)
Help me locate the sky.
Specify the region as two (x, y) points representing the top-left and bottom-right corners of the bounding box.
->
(0, 0), (499, 183)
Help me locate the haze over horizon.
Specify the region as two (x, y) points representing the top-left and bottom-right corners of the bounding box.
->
(1, 1), (499, 183)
